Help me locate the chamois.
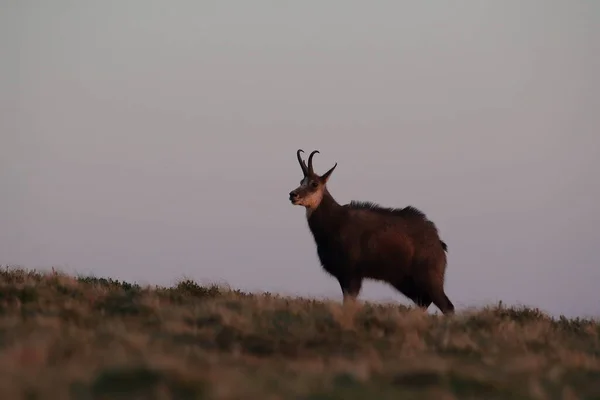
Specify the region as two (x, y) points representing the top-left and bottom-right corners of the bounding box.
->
(289, 149), (454, 314)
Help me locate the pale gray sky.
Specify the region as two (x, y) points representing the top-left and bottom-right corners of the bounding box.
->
(2, 1), (599, 318)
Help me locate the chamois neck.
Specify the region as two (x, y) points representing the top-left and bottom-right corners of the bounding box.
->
(306, 188), (342, 220)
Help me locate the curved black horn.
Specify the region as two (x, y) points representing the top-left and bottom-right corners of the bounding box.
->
(296, 149), (308, 176)
(307, 150), (320, 174)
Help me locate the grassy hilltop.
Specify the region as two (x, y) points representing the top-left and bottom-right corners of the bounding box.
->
(0, 267), (599, 400)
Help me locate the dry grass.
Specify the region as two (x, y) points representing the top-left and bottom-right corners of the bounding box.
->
(0, 267), (599, 400)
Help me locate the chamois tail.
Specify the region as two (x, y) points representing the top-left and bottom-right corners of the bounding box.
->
(440, 240), (448, 252)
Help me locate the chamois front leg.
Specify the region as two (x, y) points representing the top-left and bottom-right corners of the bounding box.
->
(338, 275), (363, 305)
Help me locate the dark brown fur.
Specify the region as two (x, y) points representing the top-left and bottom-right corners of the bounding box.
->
(289, 150), (454, 314)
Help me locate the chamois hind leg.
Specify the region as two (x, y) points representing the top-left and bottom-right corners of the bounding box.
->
(392, 279), (432, 311)
(414, 292), (433, 309)
(412, 261), (455, 315)
(426, 285), (454, 315)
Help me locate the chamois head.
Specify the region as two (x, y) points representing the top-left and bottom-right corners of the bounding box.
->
(289, 149), (337, 211)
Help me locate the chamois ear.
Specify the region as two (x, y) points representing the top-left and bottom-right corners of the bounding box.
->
(320, 163), (337, 183)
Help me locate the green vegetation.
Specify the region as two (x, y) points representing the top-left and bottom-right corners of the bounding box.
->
(0, 267), (599, 399)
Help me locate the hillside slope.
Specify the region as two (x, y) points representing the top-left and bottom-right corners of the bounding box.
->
(0, 267), (598, 399)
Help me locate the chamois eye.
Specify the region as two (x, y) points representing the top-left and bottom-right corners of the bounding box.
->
(311, 181), (319, 188)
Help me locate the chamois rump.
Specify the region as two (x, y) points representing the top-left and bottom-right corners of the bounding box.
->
(289, 149), (454, 314)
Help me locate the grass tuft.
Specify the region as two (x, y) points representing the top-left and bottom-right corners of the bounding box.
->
(0, 265), (598, 399)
